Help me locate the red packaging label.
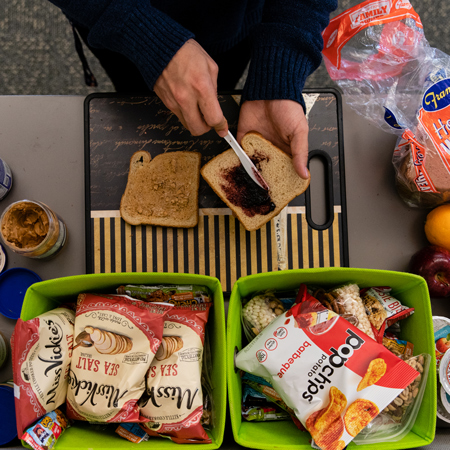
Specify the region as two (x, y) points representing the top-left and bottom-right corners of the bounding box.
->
(322, 0), (422, 70)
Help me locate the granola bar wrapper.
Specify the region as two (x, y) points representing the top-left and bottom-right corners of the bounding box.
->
(21, 408), (70, 450)
(66, 293), (172, 423)
(11, 307), (75, 437)
(139, 303), (212, 443)
(235, 285), (419, 450)
(117, 284), (212, 306)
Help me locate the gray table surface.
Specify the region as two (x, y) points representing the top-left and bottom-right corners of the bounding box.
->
(0, 95), (449, 448)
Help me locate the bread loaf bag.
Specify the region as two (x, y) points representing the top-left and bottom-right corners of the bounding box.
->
(322, 0), (450, 208)
(140, 303), (212, 443)
(66, 293), (172, 423)
(11, 306), (75, 436)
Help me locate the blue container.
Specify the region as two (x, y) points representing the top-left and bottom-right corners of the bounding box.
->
(0, 268), (41, 319)
(0, 385), (17, 444)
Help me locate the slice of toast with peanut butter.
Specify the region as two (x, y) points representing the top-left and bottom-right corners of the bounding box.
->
(120, 150), (201, 228)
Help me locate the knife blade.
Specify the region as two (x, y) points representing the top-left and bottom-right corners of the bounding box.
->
(223, 131), (269, 191)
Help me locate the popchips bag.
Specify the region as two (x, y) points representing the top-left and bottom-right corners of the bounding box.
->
(236, 285), (419, 450)
(12, 306), (75, 436)
(66, 293), (172, 423)
(140, 303), (212, 443)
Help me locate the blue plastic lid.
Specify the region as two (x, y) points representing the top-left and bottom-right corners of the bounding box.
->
(0, 385), (17, 444)
(0, 268), (42, 319)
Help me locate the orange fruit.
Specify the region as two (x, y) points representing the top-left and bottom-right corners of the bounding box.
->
(424, 204), (450, 251)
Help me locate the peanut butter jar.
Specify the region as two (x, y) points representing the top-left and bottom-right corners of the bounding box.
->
(0, 200), (67, 259)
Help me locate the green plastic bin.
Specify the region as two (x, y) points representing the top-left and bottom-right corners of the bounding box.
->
(227, 268), (436, 450)
(19, 272), (226, 450)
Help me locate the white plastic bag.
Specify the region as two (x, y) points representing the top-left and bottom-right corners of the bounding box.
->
(323, 0), (450, 208)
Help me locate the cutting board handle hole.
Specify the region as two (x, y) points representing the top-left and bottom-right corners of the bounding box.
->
(306, 150), (334, 230)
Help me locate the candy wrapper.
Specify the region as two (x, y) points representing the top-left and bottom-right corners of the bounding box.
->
(21, 409), (69, 450)
(235, 285), (419, 450)
(383, 333), (414, 360)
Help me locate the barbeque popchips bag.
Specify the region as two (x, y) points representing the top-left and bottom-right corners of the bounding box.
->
(12, 306), (75, 436)
(236, 285), (419, 450)
(66, 293), (172, 423)
(139, 303), (212, 443)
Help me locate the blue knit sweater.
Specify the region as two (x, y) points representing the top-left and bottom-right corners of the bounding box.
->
(49, 0), (337, 106)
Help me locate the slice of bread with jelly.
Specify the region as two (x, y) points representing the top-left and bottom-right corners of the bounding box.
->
(120, 150), (201, 228)
(201, 131), (310, 231)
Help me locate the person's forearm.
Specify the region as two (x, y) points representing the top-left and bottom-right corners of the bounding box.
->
(243, 0), (338, 106)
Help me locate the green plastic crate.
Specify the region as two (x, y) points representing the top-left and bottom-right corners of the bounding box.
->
(227, 268), (436, 450)
(20, 272), (226, 450)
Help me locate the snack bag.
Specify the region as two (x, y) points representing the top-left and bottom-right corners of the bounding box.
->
(21, 408), (69, 450)
(116, 423), (150, 443)
(361, 287), (415, 342)
(66, 293), (172, 423)
(139, 303), (212, 443)
(11, 307), (75, 436)
(322, 0), (450, 208)
(117, 284), (211, 305)
(235, 285), (419, 450)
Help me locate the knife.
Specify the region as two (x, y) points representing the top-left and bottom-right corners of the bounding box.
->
(223, 131), (269, 191)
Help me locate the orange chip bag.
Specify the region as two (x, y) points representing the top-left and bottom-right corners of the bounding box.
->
(236, 284), (419, 450)
(139, 303), (212, 443)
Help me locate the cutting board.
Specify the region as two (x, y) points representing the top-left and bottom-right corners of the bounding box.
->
(84, 90), (348, 291)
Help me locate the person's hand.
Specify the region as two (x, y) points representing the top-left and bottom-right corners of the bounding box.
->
(237, 99), (309, 179)
(154, 39), (228, 137)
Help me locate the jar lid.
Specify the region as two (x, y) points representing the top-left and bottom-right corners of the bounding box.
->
(0, 244), (6, 273)
(0, 385), (17, 444)
(439, 348), (450, 396)
(0, 268), (42, 319)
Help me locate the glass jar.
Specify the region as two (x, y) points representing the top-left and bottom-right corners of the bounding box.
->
(0, 200), (67, 259)
(0, 158), (12, 201)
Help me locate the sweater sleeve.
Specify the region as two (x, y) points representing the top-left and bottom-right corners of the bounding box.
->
(242, 0), (338, 108)
(48, 0), (194, 89)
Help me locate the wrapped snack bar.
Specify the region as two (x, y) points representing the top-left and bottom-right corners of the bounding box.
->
(21, 409), (69, 450)
(236, 285), (419, 450)
(117, 284), (211, 305)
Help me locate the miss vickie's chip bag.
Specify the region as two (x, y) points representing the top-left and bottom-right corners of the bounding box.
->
(236, 285), (419, 450)
(11, 306), (75, 437)
(66, 293), (172, 423)
(139, 303), (212, 443)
